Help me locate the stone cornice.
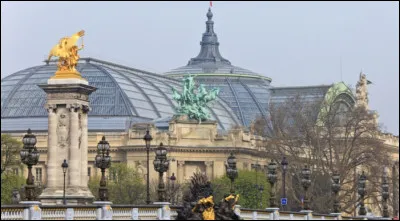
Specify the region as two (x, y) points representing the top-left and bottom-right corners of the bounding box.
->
(87, 145), (269, 157)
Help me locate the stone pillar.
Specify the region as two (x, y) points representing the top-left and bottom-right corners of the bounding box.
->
(20, 201), (42, 220)
(329, 213), (342, 220)
(80, 106), (90, 187)
(46, 104), (58, 188)
(93, 201), (113, 220)
(69, 104), (81, 187)
(177, 161), (185, 183)
(38, 81), (96, 205)
(205, 161), (213, 180)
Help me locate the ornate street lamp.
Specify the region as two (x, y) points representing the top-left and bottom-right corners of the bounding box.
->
(226, 152), (238, 194)
(382, 171), (389, 218)
(331, 171), (341, 213)
(20, 129), (40, 201)
(281, 156), (289, 210)
(94, 136), (111, 201)
(268, 160), (278, 208)
(61, 159), (68, 205)
(358, 171), (367, 216)
(154, 143), (170, 202)
(169, 173), (176, 205)
(143, 129), (153, 204)
(301, 165), (312, 211)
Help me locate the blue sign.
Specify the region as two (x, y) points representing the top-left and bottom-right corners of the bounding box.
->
(281, 198), (287, 205)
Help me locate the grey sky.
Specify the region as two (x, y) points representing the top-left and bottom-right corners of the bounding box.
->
(1, 1), (399, 134)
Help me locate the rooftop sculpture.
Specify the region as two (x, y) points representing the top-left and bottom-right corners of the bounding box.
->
(47, 30), (85, 79)
(172, 75), (220, 122)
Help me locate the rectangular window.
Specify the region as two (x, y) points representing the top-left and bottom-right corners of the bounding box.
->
(88, 167), (91, 177)
(35, 168), (42, 183)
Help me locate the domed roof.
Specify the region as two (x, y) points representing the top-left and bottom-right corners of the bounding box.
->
(1, 58), (240, 132)
(164, 8), (271, 81)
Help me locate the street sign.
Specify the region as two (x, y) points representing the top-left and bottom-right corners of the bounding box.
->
(281, 198), (287, 206)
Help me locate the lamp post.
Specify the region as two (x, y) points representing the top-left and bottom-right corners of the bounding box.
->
(94, 136), (111, 201)
(382, 170), (389, 218)
(393, 161), (399, 217)
(154, 143), (169, 202)
(301, 165), (311, 211)
(257, 184), (264, 208)
(358, 171), (367, 216)
(281, 156), (288, 210)
(169, 173), (176, 205)
(61, 159), (68, 205)
(143, 129), (153, 204)
(20, 129), (40, 201)
(252, 163), (262, 208)
(268, 160), (278, 208)
(226, 152), (238, 194)
(332, 171), (341, 213)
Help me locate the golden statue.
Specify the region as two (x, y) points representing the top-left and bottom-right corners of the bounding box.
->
(224, 194), (240, 209)
(47, 30), (85, 79)
(192, 195), (215, 220)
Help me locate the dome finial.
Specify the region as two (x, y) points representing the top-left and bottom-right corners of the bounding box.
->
(207, 7), (213, 21)
(186, 6), (231, 66)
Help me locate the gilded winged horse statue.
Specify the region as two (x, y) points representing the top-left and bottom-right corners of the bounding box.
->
(47, 30), (85, 75)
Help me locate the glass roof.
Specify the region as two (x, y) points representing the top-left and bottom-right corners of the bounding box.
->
(1, 58), (240, 131)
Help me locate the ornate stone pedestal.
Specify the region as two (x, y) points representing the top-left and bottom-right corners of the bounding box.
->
(38, 80), (96, 205)
(168, 117), (218, 146)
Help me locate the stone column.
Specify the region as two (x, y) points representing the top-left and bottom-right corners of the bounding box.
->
(46, 104), (58, 188)
(177, 161), (185, 183)
(69, 104), (81, 187)
(39, 82), (96, 205)
(80, 105), (90, 187)
(205, 161), (213, 180)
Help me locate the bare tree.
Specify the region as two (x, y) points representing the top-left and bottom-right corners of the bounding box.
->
(255, 87), (388, 214)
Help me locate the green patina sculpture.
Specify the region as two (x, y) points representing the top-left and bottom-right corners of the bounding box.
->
(172, 75), (220, 122)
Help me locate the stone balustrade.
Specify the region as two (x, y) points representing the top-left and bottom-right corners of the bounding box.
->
(0, 204), (394, 220)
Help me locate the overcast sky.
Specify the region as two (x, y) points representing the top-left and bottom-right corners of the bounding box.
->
(1, 1), (399, 134)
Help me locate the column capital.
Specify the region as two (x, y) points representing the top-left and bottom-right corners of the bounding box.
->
(177, 161), (185, 167)
(82, 105), (91, 114)
(46, 104), (57, 113)
(205, 161), (213, 167)
(67, 103), (81, 112)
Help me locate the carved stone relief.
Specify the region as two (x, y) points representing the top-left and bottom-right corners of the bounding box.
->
(57, 108), (70, 149)
(78, 112), (82, 149)
(135, 161), (147, 181)
(48, 93), (89, 101)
